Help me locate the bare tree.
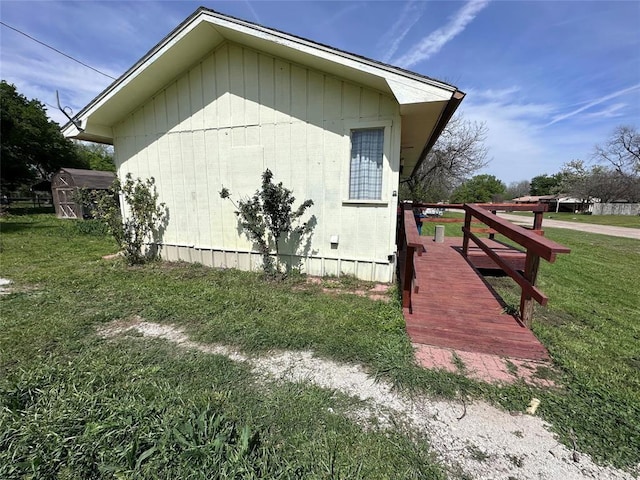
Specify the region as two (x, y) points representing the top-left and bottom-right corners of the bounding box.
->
(505, 180), (531, 200)
(402, 115), (489, 201)
(593, 125), (639, 176)
(561, 160), (640, 203)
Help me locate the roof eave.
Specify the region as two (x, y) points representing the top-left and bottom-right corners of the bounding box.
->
(62, 7), (460, 140)
(408, 90), (466, 179)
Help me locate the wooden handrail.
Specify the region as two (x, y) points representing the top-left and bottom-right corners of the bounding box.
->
(403, 209), (424, 252)
(421, 217), (465, 223)
(414, 202), (549, 212)
(398, 205), (424, 312)
(398, 201), (568, 325)
(463, 227), (548, 305)
(464, 203), (569, 262)
(461, 203), (570, 326)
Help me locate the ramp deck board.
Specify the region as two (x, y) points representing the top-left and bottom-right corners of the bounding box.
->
(403, 236), (549, 361)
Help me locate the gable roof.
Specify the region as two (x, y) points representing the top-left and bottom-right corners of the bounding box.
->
(53, 168), (116, 189)
(62, 7), (464, 178)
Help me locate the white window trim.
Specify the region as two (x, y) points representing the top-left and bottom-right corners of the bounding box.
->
(342, 119), (392, 205)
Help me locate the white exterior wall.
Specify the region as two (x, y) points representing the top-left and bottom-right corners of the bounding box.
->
(113, 42), (401, 282)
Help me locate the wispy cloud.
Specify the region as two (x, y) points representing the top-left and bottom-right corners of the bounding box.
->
(378, 1), (426, 62)
(244, 1), (262, 24)
(546, 83), (640, 126)
(584, 102), (627, 119)
(461, 89), (577, 181)
(393, 0), (490, 68)
(470, 86), (521, 102)
(2, 46), (115, 125)
(320, 3), (362, 28)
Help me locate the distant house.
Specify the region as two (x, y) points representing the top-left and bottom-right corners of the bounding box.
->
(52, 168), (116, 219)
(512, 194), (592, 213)
(62, 7), (464, 282)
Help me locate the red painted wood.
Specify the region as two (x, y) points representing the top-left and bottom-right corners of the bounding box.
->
(403, 236), (550, 361)
(413, 202), (548, 213)
(403, 209), (424, 250)
(465, 203), (570, 261)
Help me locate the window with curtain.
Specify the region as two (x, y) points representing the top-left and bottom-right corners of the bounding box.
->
(349, 128), (384, 200)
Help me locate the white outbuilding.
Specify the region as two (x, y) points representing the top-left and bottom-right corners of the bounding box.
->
(63, 7), (464, 282)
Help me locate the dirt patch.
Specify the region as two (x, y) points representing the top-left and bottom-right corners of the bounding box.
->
(298, 277), (392, 302)
(101, 252), (123, 260)
(0, 278), (12, 295)
(98, 319), (637, 479)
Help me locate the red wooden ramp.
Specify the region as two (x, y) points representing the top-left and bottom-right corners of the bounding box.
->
(405, 236), (550, 361)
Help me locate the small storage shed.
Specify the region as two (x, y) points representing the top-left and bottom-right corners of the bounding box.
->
(52, 168), (116, 219)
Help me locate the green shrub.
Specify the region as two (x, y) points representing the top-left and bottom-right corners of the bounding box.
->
(76, 174), (166, 265)
(220, 169), (314, 278)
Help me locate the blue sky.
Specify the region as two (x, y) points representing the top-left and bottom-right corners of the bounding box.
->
(1, 0), (638, 183)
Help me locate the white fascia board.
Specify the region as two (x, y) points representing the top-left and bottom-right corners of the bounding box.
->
(61, 121), (113, 144)
(203, 11), (457, 101)
(61, 122), (81, 139)
(64, 15), (213, 136)
(95, 20), (200, 107)
(64, 8), (458, 140)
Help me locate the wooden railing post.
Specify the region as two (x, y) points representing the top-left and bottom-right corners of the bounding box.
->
(462, 203), (569, 328)
(532, 210), (544, 236)
(402, 245), (414, 310)
(533, 211), (543, 230)
(489, 210), (497, 240)
(519, 251), (541, 327)
(462, 207), (472, 257)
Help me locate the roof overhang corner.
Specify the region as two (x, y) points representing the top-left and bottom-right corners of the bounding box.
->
(385, 77), (453, 106)
(407, 89), (465, 179)
(61, 118), (114, 145)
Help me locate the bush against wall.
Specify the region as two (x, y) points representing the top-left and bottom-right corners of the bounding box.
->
(77, 174), (166, 265)
(220, 169), (314, 278)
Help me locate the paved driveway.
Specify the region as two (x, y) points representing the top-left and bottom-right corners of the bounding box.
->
(497, 213), (640, 240)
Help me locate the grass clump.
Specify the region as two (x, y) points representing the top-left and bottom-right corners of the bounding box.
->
(0, 346), (288, 479)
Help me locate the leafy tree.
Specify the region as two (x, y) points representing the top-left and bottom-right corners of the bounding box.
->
(74, 142), (115, 172)
(529, 174), (563, 196)
(505, 180), (531, 200)
(450, 174), (506, 203)
(220, 169), (314, 278)
(0, 80), (87, 189)
(402, 114), (489, 201)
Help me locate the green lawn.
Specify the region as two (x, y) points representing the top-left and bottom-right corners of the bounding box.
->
(485, 228), (640, 468)
(1, 213), (639, 476)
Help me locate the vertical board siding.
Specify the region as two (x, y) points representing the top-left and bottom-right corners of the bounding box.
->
(244, 49), (260, 125)
(215, 45), (231, 128)
(113, 41), (401, 281)
(189, 64), (204, 132)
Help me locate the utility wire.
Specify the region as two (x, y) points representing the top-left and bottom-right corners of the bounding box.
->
(0, 20), (117, 80)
